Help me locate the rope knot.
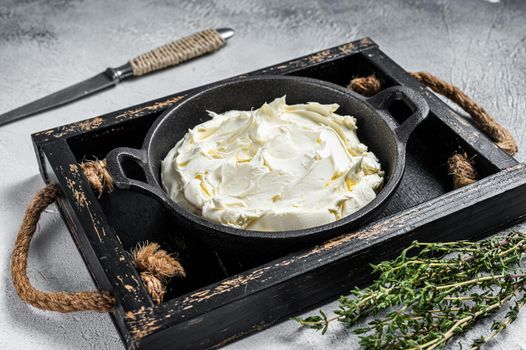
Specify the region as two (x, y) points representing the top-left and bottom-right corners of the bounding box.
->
(11, 162), (187, 312)
(348, 75), (382, 96)
(448, 152), (478, 189)
(80, 159), (113, 194)
(347, 72), (517, 189)
(131, 243), (185, 304)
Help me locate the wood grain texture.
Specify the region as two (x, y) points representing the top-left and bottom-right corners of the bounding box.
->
(1, 1), (525, 350)
(32, 39), (526, 350)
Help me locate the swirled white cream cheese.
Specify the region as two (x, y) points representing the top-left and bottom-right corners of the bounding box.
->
(161, 96), (384, 231)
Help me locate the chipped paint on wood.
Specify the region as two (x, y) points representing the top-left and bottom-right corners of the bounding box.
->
(35, 116), (104, 141)
(33, 96), (186, 142)
(126, 306), (160, 341)
(181, 266), (273, 306)
(60, 163), (108, 242)
(360, 37), (372, 46)
(307, 49), (331, 63)
(32, 39), (375, 147)
(338, 42), (355, 55)
(115, 95), (186, 121)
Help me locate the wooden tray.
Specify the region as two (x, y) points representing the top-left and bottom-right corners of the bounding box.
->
(32, 38), (526, 350)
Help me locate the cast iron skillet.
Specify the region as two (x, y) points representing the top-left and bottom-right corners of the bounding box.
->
(106, 75), (429, 254)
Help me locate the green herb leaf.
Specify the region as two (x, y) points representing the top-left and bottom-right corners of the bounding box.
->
(294, 231), (526, 349)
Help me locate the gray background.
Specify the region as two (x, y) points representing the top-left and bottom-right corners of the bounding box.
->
(1, 0), (525, 349)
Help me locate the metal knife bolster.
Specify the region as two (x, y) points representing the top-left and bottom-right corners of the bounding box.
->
(104, 63), (134, 83)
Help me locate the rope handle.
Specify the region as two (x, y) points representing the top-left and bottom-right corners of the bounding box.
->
(11, 184), (115, 312)
(409, 71), (517, 155)
(129, 29), (225, 76)
(11, 162), (185, 312)
(348, 71), (517, 188)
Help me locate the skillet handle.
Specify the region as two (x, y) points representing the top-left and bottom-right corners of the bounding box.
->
(105, 147), (167, 201)
(367, 86), (429, 143)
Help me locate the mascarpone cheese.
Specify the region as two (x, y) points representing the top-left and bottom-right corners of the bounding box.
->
(161, 96), (384, 231)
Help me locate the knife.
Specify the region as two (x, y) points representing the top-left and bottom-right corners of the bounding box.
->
(0, 28), (235, 127)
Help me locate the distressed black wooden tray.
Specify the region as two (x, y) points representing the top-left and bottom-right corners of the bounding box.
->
(32, 38), (526, 350)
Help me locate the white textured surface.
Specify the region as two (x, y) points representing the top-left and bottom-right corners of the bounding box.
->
(0, 0), (525, 349)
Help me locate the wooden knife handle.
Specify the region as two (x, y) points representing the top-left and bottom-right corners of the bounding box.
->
(128, 29), (225, 76)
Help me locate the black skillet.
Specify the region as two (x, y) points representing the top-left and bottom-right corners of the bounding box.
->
(106, 76), (429, 254)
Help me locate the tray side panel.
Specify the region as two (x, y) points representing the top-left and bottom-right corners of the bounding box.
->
(38, 140), (157, 348)
(130, 164), (526, 349)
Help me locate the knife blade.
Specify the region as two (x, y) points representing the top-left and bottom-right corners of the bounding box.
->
(0, 28), (234, 127)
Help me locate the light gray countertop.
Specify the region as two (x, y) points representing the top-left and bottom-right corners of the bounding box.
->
(1, 0), (525, 349)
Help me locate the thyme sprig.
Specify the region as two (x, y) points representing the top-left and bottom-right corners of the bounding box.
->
(295, 231), (526, 349)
